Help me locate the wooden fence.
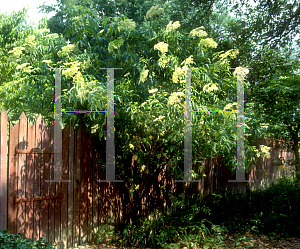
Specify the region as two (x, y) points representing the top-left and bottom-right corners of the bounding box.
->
(0, 110), (295, 248)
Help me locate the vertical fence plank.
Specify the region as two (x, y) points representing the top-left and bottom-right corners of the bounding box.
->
(92, 136), (99, 241)
(113, 181), (116, 231)
(87, 134), (93, 242)
(104, 178), (108, 226)
(98, 148), (105, 227)
(161, 166), (166, 215)
(202, 158), (209, 197)
(8, 120), (19, 234)
(0, 109), (8, 230)
(40, 118), (50, 242)
(54, 120), (64, 248)
(61, 123), (69, 249)
(109, 182), (113, 228)
(49, 122), (55, 244)
(80, 124), (88, 244)
(165, 166), (172, 211)
(34, 114), (42, 240)
(25, 121), (35, 239)
(68, 121), (74, 248)
(17, 112), (27, 235)
(53, 120), (62, 248)
(73, 124), (81, 247)
(115, 180), (121, 231)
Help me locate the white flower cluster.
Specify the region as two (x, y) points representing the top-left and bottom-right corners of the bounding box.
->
(16, 63), (33, 73)
(62, 61), (89, 97)
(24, 35), (37, 50)
(72, 72), (88, 99)
(158, 55), (170, 68)
(42, 60), (52, 64)
(149, 88), (158, 93)
(203, 83), (219, 93)
(189, 27), (207, 38)
(153, 116), (165, 122)
(233, 67), (250, 78)
(108, 37), (124, 53)
(139, 68), (149, 83)
(73, 71), (85, 85)
(166, 21), (181, 33)
(45, 33), (59, 38)
(146, 5), (164, 20)
(252, 145), (271, 159)
(181, 55), (194, 67)
(58, 44), (76, 57)
(172, 66), (188, 83)
(224, 102), (237, 110)
(8, 47), (25, 58)
(168, 92), (185, 106)
(62, 61), (81, 79)
(118, 19), (136, 32)
(201, 38), (218, 49)
(154, 41), (169, 54)
(219, 49), (239, 62)
(129, 143), (134, 150)
(259, 145), (271, 159)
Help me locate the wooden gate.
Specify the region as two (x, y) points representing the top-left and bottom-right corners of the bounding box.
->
(7, 112), (66, 248)
(4, 111), (114, 249)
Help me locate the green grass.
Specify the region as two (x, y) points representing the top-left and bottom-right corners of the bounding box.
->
(98, 176), (300, 248)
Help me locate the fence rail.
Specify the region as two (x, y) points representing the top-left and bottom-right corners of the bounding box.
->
(0, 109), (295, 248)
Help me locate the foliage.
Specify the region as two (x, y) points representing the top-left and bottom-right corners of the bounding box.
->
(253, 73), (300, 184)
(0, 4), (274, 226)
(38, 0), (166, 35)
(235, 0), (300, 49)
(0, 230), (54, 249)
(0, 7), (34, 85)
(254, 74), (300, 140)
(107, 191), (223, 248)
(97, 175), (300, 248)
(96, 218), (115, 244)
(38, 0), (218, 34)
(0, 16), (66, 126)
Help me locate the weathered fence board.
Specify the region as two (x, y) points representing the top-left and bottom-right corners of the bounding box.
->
(33, 114), (42, 240)
(92, 138), (99, 240)
(61, 123), (69, 248)
(80, 125), (88, 244)
(73, 124), (81, 247)
(67, 122), (74, 248)
(87, 135), (93, 242)
(40, 119), (50, 242)
(8, 120), (19, 234)
(25, 121), (35, 239)
(17, 112), (27, 235)
(48, 123), (55, 244)
(0, 109), (8, 231)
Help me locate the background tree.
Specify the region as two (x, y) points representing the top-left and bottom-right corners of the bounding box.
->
(0, 8), (34, 85)
(0, 13), (67, 125)
(253, 74), (300, 184)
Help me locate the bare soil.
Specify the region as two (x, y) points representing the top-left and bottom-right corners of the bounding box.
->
(74, 232), (300, 248)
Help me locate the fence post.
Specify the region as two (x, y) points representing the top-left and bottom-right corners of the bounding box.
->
(0, 109), (8, 230)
